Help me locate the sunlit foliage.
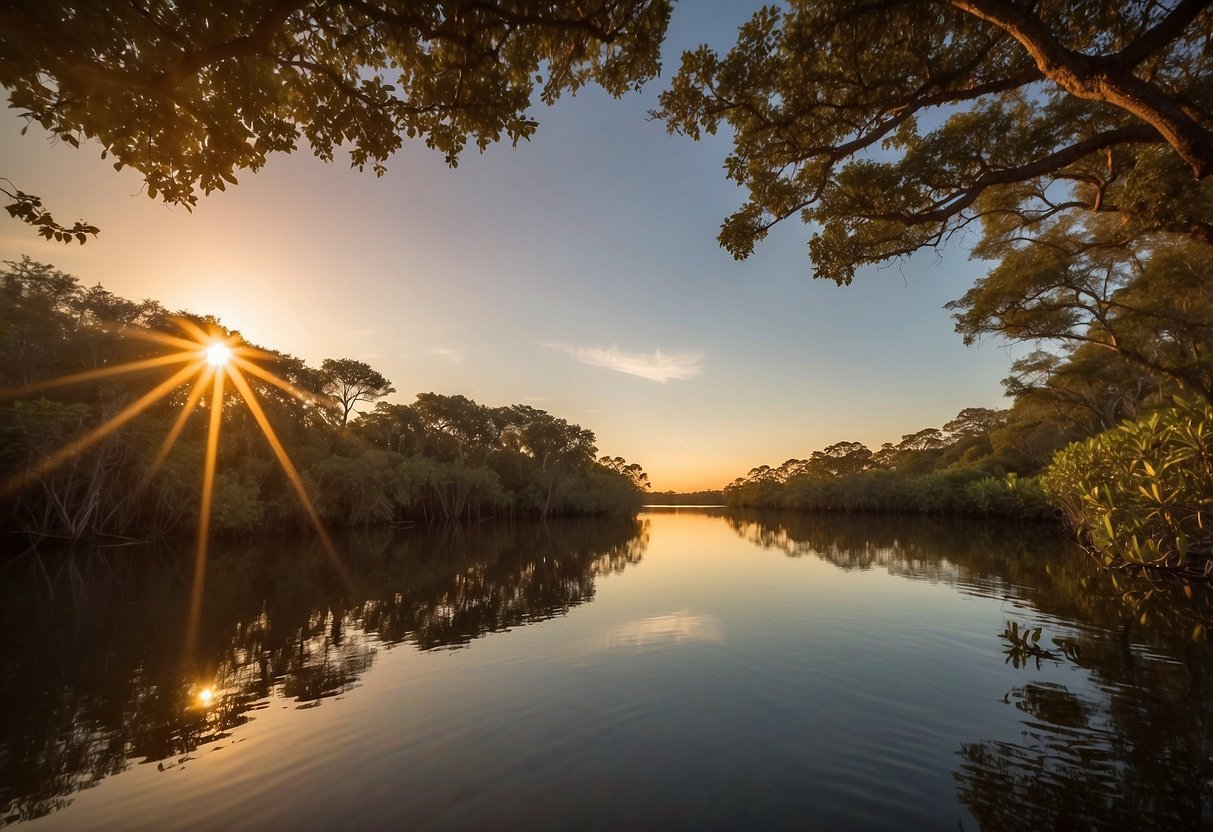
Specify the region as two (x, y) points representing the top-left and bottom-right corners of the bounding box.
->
(657, 0), (1213, 284)
(1045, 398), (1213, 571)
(0, 258), (648, 541)
(722, 405), (1052, 521)
(951, 229), (1213, 404)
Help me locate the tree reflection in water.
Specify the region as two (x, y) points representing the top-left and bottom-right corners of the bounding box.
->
(727, 511), (1213, 831)
(0, 516), (648, 824)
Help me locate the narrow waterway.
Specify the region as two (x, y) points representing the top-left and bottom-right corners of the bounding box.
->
(2, 509), (1210, 830)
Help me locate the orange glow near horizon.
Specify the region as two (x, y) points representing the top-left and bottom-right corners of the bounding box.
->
(0, 318), (345, 656)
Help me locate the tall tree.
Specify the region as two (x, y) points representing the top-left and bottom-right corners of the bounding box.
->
(320, 358), (394, 426)
(0, 0), (671, 238)
(943, 407), (1008, 441)
(598, 455), (650, 490)
(353, 402), (429, 456)
(1002, 347), (1158, 433)
(656, 1), (1213, 285)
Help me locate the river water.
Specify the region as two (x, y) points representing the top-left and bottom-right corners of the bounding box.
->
(2, 508), (1211, 830)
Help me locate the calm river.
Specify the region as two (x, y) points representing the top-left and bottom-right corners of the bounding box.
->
(2, 508), (1211, 830)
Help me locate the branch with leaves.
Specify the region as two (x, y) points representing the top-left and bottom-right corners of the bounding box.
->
(656, 0), (1213, 284)
(1, 180), (98, 244)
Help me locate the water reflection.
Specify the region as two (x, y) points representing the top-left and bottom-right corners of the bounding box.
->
(6, 511), (1213, 830)
(592, 611), (725, 653)
(0, 516), (648, 824)
(728, 511), (1213, 831)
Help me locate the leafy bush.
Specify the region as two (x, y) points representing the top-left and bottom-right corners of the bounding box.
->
(1044, 399), (1213, 568)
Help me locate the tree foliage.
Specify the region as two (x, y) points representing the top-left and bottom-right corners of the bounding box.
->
(656, 0), (1213, 284)
(0, 258), (648, 540)
(0, 0), (670, 228)
(951, 223), (1213, 402)
(320, 358), (395, 426)
(719, 406), (1054, 520)
(1, 180), (98, 244)
(1045, 398), (1213, 571)
(599, 455), (650, 490)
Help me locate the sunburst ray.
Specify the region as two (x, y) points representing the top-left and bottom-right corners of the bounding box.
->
(174, 317), (212, 345)
(0, 352), (200, 400)
(186, 367), (226, 655)
(4, 321), (351, 646)
(231, 355), (318, 405)
(223, 365), (347, 581)
(138, 366), (216, 490)
(121, 326), (212, 354)
(0, 361), (205, 499)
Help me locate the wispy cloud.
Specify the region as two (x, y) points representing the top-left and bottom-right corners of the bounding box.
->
(428, 346), (465, 366)
(542, 342), (703, 383)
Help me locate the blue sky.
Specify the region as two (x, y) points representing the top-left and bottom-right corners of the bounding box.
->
(0, 2), (1024, 490)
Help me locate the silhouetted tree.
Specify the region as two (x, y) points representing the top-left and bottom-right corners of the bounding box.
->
(320, 358), (394, 426)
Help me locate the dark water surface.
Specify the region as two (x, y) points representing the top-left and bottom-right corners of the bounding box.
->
(2, 509), (1212, 830)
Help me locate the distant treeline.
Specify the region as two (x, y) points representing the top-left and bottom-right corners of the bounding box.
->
(722, 408), (1056, 522)
(644, 490), (724, 506)
(0, 258), (650, 543)
(724, 298), (1213, 542)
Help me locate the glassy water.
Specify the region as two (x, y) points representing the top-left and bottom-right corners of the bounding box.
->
(2, 509), (1211, 830)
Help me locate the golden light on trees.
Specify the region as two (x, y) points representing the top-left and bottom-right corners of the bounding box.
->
(0, 318), (344, 653)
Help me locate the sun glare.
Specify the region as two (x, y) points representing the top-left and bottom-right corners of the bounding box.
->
(0, 317), (346, 659)
(205, 342), (232, 367)
(198, 687), (214, 706)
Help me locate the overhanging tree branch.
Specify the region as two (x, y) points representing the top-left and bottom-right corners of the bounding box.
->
(949, 0), (1213, 177)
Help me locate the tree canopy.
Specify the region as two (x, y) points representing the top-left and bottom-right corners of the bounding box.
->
(0, 258), (650, 538)
(0, 0), (671, 234)
(950, 220), (1213, 402)
(320, 358), (395, 425)
(656, 0), (1213, 285)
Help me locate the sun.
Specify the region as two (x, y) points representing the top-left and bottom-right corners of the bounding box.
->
(0, 316), (346, 656)
(205, 342), (232, 367)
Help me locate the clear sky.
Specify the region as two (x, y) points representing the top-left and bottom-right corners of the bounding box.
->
(0, 2), (1025, 491)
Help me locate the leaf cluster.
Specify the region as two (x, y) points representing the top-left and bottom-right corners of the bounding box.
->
(0, 181), (98, 244)
(1045, 397), (1213, 571)
(0, 0), (671, 208)
(656, 0), (1213, 284)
